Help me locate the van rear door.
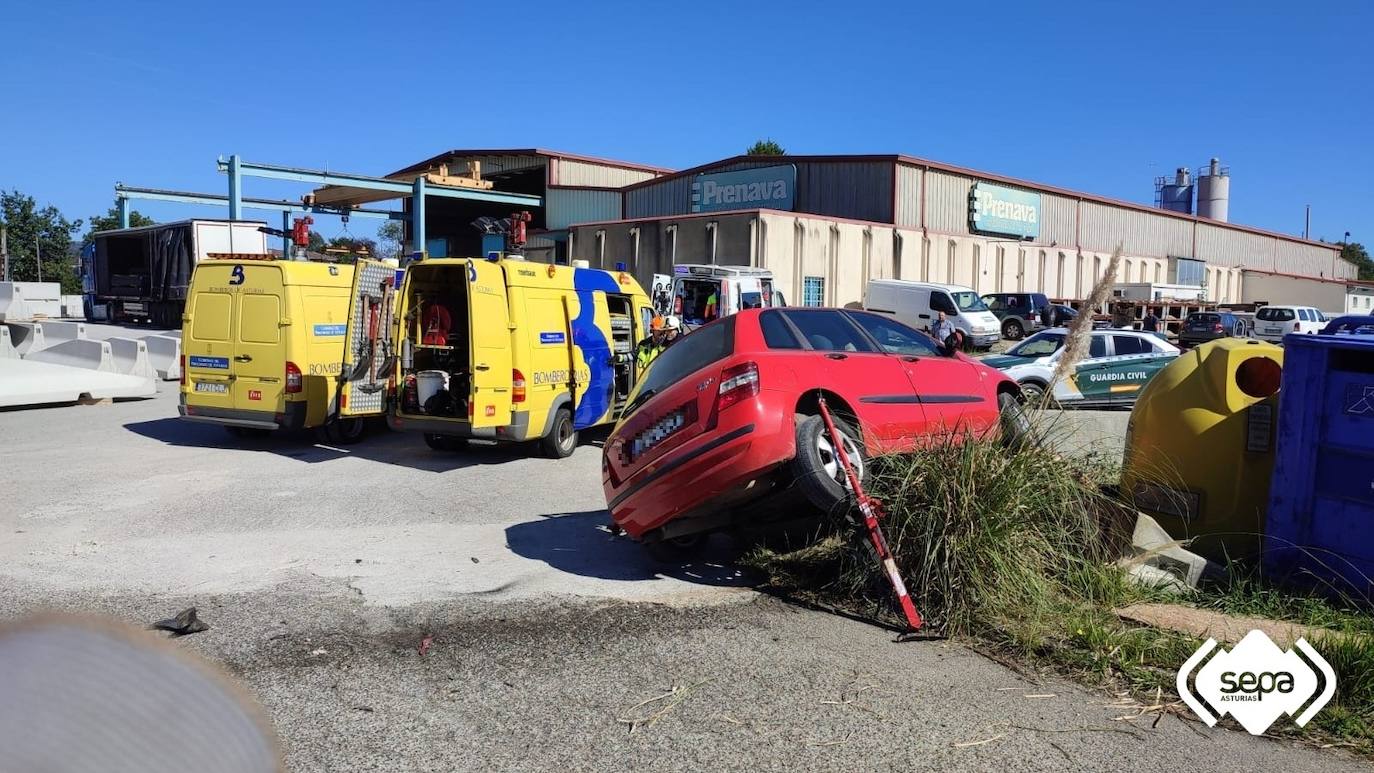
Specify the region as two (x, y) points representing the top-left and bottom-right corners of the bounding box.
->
(183, 265), (236, 410)
(229, 263), (288, 413)
(467, 259), (512, 428)
(339, 259), (396, 417)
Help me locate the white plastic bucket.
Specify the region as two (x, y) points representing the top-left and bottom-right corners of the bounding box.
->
(416, 370), (448, 405)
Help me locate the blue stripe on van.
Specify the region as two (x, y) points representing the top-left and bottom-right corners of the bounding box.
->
(570, 269), (620, 429)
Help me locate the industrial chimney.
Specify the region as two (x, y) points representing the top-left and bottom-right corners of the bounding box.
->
(1196, 158), (1230, 222)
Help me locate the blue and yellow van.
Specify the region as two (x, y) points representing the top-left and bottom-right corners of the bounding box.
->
(338, 256), (653, 457)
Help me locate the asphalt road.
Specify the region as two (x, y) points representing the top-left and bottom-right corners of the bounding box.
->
(0, 337), (1358, 771)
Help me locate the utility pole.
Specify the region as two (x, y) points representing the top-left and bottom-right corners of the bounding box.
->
(1304, 205), (1311, 240)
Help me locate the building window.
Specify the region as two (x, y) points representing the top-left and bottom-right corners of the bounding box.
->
(802, 276), (825, 307)
(947, 241), (957, 283)
(972, 244), (981, 289)
(1057, 252), (1067, 297)
(1154, 263), (1163, 283)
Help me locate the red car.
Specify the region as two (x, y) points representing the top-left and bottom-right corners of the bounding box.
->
(603, 307), (1027, 553)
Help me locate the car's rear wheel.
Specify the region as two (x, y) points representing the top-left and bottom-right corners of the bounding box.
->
(792, 413), (865, 513)
(540, 408), (578, 458)
(1002, 318), (1025, 340)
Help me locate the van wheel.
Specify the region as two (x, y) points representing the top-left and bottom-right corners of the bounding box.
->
(792, 413), (865, 514)
(1002, 318), (1025, 340)
(424, 433), (467, 452)
(324, 417), (367, 445)
(541, 408), (578, 458)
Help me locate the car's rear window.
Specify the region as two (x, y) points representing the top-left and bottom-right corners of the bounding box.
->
(759, 310), (801, 349)
(1188, 313), (1219, 323)
(627, 317), (735, 415)
(1258, 308), (1295, 321)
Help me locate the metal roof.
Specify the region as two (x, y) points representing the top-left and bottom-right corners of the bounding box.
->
(621, 153), (1341, 252)
(390, 148), (673, 178)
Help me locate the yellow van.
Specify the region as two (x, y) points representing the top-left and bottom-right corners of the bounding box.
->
(179, 258), (385, 442)
(338, 256), (653, 457)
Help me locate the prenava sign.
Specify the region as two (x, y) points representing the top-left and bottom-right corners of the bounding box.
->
(970, 182), (1041, 239)
(690, 164), (796, 214)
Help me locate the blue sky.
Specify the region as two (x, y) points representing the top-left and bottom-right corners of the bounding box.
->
(1, 0), (1370, 245)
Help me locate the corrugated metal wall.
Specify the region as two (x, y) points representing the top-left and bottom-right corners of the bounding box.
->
(1196, 223), (1276, 270)
(1039, 194), (1077, 248)
(894, 165), (922, 227)
(555, 159), (659, 188)
(1276, 238), (1340, 277)
(545, 188), (622, 230)
(436, 154), (545, 177)
(1078, 201), (1194, 257)
(923, 171), (973, 234)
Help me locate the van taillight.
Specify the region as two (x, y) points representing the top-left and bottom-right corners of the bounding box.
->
(716, 361), (760, 412)
(179, 354), (186, 386)
(285, 362), (303, 393)
(513, 369), (526, 403)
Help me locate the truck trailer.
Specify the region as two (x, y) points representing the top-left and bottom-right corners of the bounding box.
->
(86, 219), (268, 326)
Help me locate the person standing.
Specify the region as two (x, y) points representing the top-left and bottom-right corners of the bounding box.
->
(1142, 309), (1160, 333)
(930, 311), (958, 355)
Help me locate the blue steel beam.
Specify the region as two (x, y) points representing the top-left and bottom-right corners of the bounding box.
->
(114, 185), (405, 220)
(214, 155), (542, 207)
(413, 176), (426, 258)
(228, 155), (242, 220)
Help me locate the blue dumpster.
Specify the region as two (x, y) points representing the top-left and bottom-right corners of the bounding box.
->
(1265, 319), (1374, 595)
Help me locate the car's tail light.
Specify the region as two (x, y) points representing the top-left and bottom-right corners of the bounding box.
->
(179, 354), (186, 386)
(716, 361), (759, 412)
(512, 369), (526, 403)
(1236, 356), (1282, 399)
(1214, 322), (1224, 332)
(285, 361), (303, 393)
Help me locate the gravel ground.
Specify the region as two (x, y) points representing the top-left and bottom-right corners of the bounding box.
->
(0, 327), (1357, 771)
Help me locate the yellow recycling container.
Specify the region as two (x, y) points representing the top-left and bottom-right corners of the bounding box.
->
(1120, 338), (1284, 563)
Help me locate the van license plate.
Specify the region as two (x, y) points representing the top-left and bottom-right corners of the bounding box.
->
(195, 382), (228, 394)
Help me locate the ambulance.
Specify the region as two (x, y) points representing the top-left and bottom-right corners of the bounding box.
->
(652, 264), (785, 325)
(337, 256), (654, 457)
(179, 258), (385, 442)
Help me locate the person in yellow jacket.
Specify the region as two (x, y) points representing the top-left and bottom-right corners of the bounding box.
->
(636, 315), (682, 369)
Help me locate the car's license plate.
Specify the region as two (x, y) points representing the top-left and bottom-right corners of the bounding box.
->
(194, 381), (228, 394)
(1265, 327), (1282, 334)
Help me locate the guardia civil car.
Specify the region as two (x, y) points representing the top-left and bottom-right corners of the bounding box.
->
(980, 328), (1180, 408)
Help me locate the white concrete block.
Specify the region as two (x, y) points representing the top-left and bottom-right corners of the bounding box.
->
(106, 337), (158, 380)
(5, 322), (48, 356)
(9, 282), (62, 318)
(0, 358), (157, 408)
(25, 339), (115, 373)
(61, 295), (85, 319)
(38, 320), (86, 346)
(0, 327), (17, 360)
(140, 334), (182, 381)
(0, 283), (33, 322)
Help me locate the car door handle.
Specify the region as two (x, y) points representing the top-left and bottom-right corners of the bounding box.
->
(825, 353), (847, 360)
(474, 363), (490, 371)
(901, 356), (920, 362)
(233, 355), (252, 362)
(918, 313), (930, 319)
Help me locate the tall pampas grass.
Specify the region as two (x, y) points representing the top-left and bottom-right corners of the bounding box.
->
(1053, 245), (1123, 383)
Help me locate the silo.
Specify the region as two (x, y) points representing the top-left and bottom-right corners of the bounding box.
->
(1196, 158), (1230, 222)
(1158, 167), (1193, 214)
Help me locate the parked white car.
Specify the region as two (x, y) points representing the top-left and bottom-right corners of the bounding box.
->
(980, 328), (1181, 408)
(864, 280), (1002, 350)
(1253, 305), (1328, 343)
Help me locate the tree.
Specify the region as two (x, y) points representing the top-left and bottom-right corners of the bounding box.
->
(1339, 240), (1373, 281)
(1, 190), (82, 293)
(83, 204), (155, 245)
(377, 220), (404, 260)
(745, 139), (786, 156)
(307, 230), (329, 254)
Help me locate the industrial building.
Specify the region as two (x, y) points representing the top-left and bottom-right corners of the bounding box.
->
(170, 148), (1353, 313)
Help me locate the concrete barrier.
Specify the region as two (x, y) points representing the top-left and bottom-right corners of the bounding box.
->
(13, 282), (62, 318)
(140, 334), (182, 381)
(0, 327), (17, 360)
(0, 358), (157, 408)
(39, 320), (87, 347)
(0, 283), (33, 322)
(61, 295), (85, 319)
(5, 322), (48, 356)
(25, 339), (116, 373)
(106, 337), (158, 380)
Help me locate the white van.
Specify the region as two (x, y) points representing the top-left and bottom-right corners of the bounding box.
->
(1253, 305), (1328, 343)
(652, 265), (785, 325)
(864, 280), (1002, 350)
